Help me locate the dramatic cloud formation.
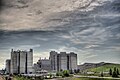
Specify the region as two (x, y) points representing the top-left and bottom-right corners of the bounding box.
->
(0, 0), (120, 69)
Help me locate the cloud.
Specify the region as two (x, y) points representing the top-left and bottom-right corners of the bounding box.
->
(85, 45), (99, 49)
(33, 52), (49, 63)
(0, 53), (10, 69)
(0, 0), (120, 69)
(11, 44), (41, 50)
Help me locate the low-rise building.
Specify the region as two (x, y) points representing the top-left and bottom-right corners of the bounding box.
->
(35, 58), (51, 72)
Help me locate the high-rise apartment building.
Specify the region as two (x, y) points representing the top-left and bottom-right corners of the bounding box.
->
(11, 49), (33, 74)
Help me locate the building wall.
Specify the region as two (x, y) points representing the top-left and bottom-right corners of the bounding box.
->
(27, 49), (33, 73)
(69, 52), (77, 70)
(19, 51), (26, 74)
(50, 51), (77, 72)
(11, 51), (18, 74)
(50, 51), (58, 71)
(10, 49), (33, 74)
(39, 59), (51, 71)
(6, 59), (11, 74)
(60, 52), (67, 70)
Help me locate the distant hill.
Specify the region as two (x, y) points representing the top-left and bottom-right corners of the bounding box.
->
(86, 63), (120, 73)
(78, 62), (120, 72)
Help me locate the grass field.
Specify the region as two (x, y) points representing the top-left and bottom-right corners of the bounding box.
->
(86, 64), (120, 73)
(45, 77), (120, 80)
(13, 76), (120, 80)
(73, 77), (120, 80)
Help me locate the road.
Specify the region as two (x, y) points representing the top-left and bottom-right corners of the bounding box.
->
(0, 75), (4, 80)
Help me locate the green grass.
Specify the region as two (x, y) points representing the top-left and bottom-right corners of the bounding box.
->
(13, 75), (44, 80)
(86, 64), (120, 73)
(73, 77), (120, 80)
(14, 76), (33, 80)
(46, 77), (120, 80)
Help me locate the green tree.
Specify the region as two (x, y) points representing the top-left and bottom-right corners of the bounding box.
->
(101, 72), (104, 77)
(117, 68), (119, 75)
(56, 72), (63, 76)
(109, 68), (112, 75)
(63, 70), (70, 77)
(49, 73), (52, 78)
(60, 69), (63, 72)
(74, 69), (77, 73)
(77, 69), (80, 73)
(112, 67), (118, 78)
(56, 72), (59, 76)
(70, 69), (73, 74)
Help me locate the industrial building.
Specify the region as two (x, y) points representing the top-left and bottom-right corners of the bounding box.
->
(6, 59), (11, 74)
(35, 51), (77, 72)
(34, 58), (51, 73)
(50, 51), (77, 71)
(10, 49), (33, 74)
(6, 49), (77, 74)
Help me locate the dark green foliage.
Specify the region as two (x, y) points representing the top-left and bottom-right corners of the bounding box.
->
(112, 67), (119, 78)
(77, 69), (80, 73)
(74, 69), (77, 73)
(74, 69), (80, 74)
(70, 69), (73, 74)
(56, 72), (63, 76)
(49, 73), (52, 78)
(60, 69), (63, 72)
(112, 71), (118, 77)
(100, 72), (104, 77)
(56, 70), (70, 77)
(63, 70), (70, 77)
(56, 72), (59, 76)
(109, 68), (112, 75)
(117, 68), (119, 75)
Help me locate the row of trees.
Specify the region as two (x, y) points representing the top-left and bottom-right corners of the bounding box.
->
(70, 69), (80, 74)
(109, 67), (119, 77)
(56, 69), (80, 77)
(56, 70), (70, 77)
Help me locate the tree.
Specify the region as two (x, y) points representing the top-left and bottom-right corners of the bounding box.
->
(77, 69), (80, 73)
(56, 72), (59, 76)
(101, 72), (104, 77)
(112, 67), (118, 78)
(49, 73), (52, 78)
(60, 69), (63, 72)
(63, 70), (70, 77)
(70, 69), (73, 74)
(109, 68), (112, 75)
(117, 68), (119, 75)
(56, 72), (63, 76)
(74, 69), (77, 73)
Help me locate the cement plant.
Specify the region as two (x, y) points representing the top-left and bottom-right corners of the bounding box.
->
(2, 49), (120, 80)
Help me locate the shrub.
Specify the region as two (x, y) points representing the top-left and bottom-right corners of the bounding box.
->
(63, 70), (70, 77)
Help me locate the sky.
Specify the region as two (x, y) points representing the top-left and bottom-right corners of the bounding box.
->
(0, 0), (120, 69)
